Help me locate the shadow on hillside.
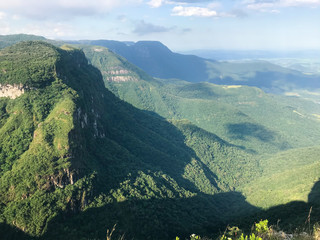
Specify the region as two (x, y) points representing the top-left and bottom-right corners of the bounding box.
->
(3, 180), (320, 240)
(41, 191), (258, 240)
(41, 54), (320, 239)
(1, 45), (319, 240)
(0, 222), (34, 240)
(234, 179), (320, 234)
(226, 122), (275, 143)
(37, 180), (320, 239)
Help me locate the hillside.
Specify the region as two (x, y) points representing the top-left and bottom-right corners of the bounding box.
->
(0, 38), (320, 239)
(69, 39), (320, 93)
(0, 34), (46, 49)
(1, 35), (318, 93)
(81, 45), (320, 155)
(68, 39), (211, 83)
(0, 41), (267, 240)
(79, 44), (320, 230)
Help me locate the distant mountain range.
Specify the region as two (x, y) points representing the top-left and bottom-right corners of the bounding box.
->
(67, 39), (211, 83)
(69, 39), (320, 93)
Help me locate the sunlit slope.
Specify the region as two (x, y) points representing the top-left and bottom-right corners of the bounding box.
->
(1, 39), (319, 239)
(82, 44), (320, 156)
(241, 146), (320, 208)
(82, 44), (320, 227)
(0, 41), (263, 240)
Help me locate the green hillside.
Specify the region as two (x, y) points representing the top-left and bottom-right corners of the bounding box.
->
(1, 38), (320, 240)
(80, 44), (320, 231)
(241, 146), (320, 208)
(0, 41), (268, 240)
(0, 34), (46, 49)
(2, 34), (319, 93)
(81, 44), (320, 155)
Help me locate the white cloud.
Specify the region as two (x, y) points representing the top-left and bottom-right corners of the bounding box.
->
(0, 0), (142, 20)
(171, 6), (217, 17)
(147, 0), (164, 8)
(147, 0), (196, 8)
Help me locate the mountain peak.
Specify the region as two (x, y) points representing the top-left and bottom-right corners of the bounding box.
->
(135, 41), (172, 52)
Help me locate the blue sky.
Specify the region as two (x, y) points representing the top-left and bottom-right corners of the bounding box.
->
(0, 0), (320, 51)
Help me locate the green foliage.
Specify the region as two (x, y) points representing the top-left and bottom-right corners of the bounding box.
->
(1, 38), (320, 240)
(219, 220), (269, 240)
(77, 43), (320, 239)
(190, 233), (201, 240)
(0, 41), (59, 87)
(255, 220), (269, 234)
(0, 40), (256, 240)
(87, 47), (320, 155)
(249, 233), (262, 240)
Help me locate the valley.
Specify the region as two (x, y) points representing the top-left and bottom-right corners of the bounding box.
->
(0, 35), (320, 240)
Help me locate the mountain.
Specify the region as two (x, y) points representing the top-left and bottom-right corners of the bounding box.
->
(82, 44), (320, 155)
(68, 39), (211, 83)
(0, 34), (46, 49)
(1, 35), (319, 93)
(69, 39), (320, 93)
(1, 37), (320, 239)
(79, 43), (320, 230)
(0, 41), (266, 240)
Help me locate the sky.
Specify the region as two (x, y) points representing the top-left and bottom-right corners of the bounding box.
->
(0, 0), (320, 51)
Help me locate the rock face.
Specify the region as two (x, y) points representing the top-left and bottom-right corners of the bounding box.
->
(0, 83), (25, 99)
(102, 69), (139, 82)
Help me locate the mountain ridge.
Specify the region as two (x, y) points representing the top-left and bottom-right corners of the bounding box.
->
(0, 36), (320, 239)
(0, 41), (262, 239)
(1, 34), (319, 93)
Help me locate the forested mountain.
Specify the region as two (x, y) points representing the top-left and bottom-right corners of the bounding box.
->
(0, 36), (320, 240)
(0, 34), (46, 49)
(67, 39), (211, 83)
(0, 41), (261, 240)
(70, 39), (320, 93)
(82, 45), (320, 155)
(80, 44), (320, 233)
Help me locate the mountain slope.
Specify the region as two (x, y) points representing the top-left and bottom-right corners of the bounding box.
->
(0, 41), (264, 239)
(70, 39), (320, 93)
(81, 44), (320, 156)
(1, 38), (320, 239)
(68, 40), (211, 83)
(1, 35), (318, 93)
(0, 34), (46, 49)
(79, 44), (320, 228)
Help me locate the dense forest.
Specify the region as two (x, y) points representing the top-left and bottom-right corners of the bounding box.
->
(0, 36), (320, 239)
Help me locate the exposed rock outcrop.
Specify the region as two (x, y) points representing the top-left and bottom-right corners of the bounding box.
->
(0, 83), (26, 99)
(101, 68), (139, 82)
